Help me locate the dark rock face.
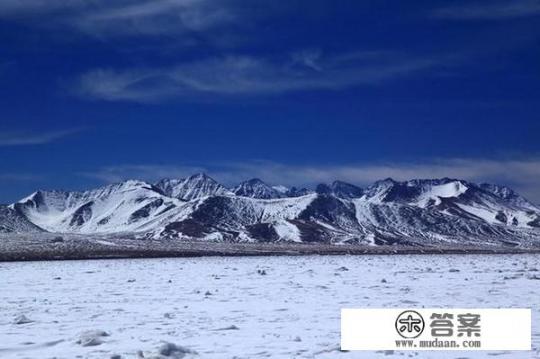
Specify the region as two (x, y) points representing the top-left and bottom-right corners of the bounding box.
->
(246, 223), (279, 242)
(98, 216), (110, 225)
(0, 205), (43, 233)
(29, 191), (44, 208)
(529, 217), (540, 228)
(315, 181), (363, 199)
(162, 219), (210, 238)
(299, 195), (357, 225)
(495, 211), (508, 224)
(191, 196), (232, 225)
(233, 178), (282, 199)
(70, 201), (94, 227)
(286, 187), (312, 197)
(290, 220), (333, 243)
(315, 184), (332, 195)
(383, 183), (422, 203)
(330, 181), (364, 199)
(129, 199), (164, 223)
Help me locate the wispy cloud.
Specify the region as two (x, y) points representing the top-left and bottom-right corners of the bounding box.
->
(76, 0), (236, 36)
(80, 164), (208, 183)
(0, 173), (42, 181)
(432, 0), (540, 20)
(77, 51), (445, 102)
(0, 128), (82, 146)
(84, 157), (540, 203)
(0, 0), (239, 37)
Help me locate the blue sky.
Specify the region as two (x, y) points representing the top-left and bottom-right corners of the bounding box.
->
(1, 0), (539, 203)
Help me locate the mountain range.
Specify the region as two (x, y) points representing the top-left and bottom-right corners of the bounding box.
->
(2, 173), (540, 247)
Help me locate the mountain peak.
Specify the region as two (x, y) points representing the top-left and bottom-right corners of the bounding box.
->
(155, 174), (230, 201)
(315, 181), (363, 199)
(189, 172), (212, 180)
(480, 183), (517, 200)
(285, 186), (313, 197)
(108, 179), (149, 189)
(246, 178), (265, 184)
(479, 183), (539, 210)
(330, 180), (363, 199)
(233, 178), (282, 199)
(364, 177), (469, 206)
(315, 183), (332, 195)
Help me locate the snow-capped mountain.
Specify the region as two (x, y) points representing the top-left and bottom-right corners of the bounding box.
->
(479, 183), (539, 211)
(13, 180), (193, 234)
(363, 178), (469, 206)
(361, 178), (539, 227)
(233, 178), (284, 199)
(155, 173), (231, 201)
(4, 174), (540, 247)
(160, 193), (317, 242)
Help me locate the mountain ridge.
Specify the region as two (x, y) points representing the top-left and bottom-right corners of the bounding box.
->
(2, 174), (540, 248)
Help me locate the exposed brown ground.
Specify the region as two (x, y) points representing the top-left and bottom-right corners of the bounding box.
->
(1, 234), (539, 262)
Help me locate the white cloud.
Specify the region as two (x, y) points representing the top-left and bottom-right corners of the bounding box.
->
(0, 0), (86, 15)
(84, 157), (540, 203)
(0, 0), (239, 36)
(0, 128), (82, 146)
(76, 0), (236, 36)
(432, 0), (540, 20)
(77, 52), (444, 102)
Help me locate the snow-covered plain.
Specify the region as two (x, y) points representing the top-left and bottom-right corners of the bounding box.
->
(1, 255), (539, 358)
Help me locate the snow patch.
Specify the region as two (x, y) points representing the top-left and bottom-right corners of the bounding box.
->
(273, 220), (301, 242)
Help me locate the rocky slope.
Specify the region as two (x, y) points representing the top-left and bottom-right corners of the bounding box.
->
(0, 205), (43, 233)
